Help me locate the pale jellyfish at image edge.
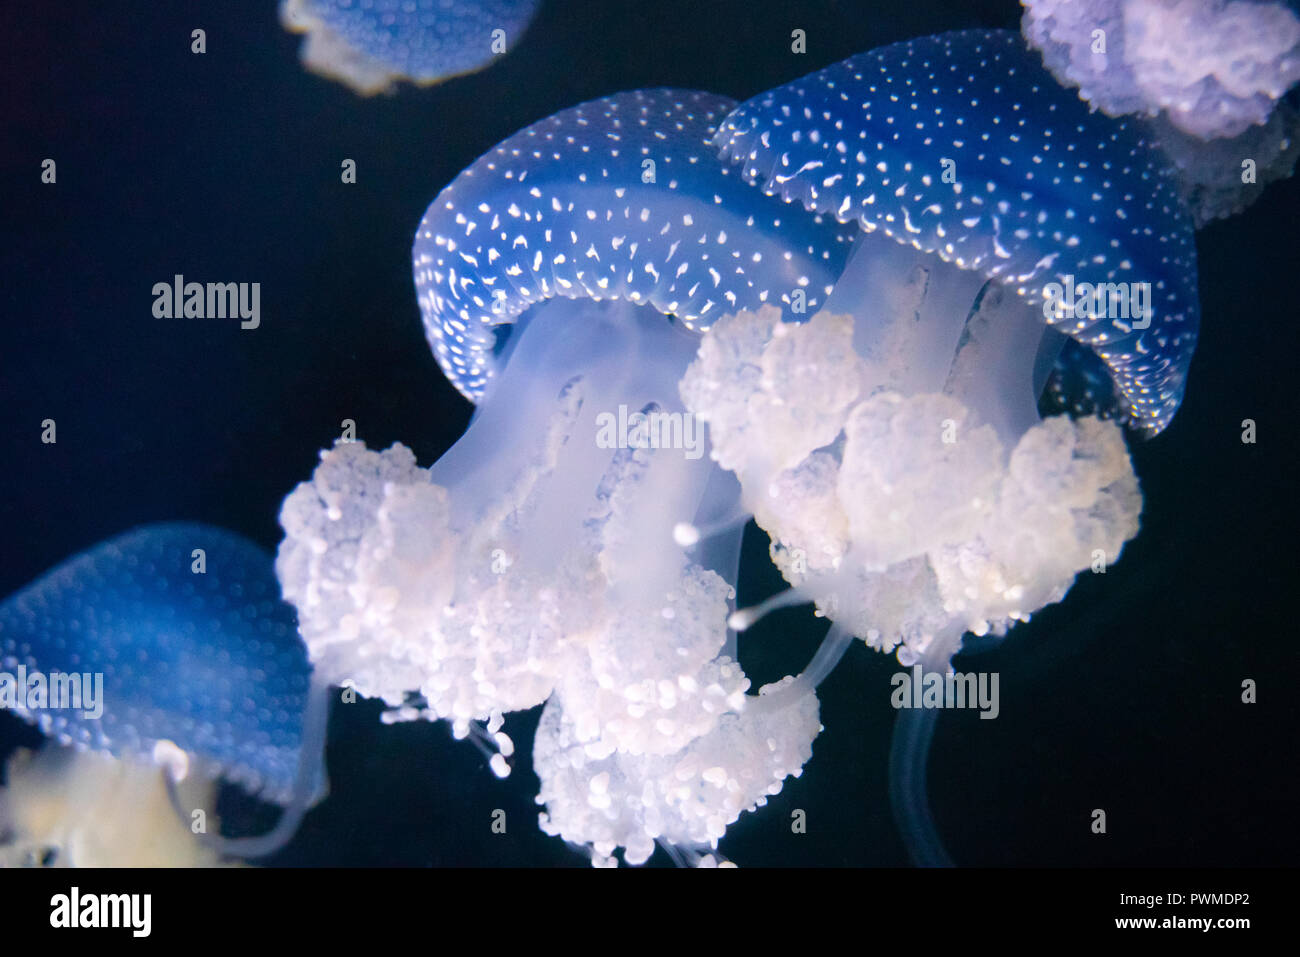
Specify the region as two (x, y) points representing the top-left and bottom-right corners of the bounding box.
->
(1022, 0), (1300, 138)
(281, 0), (540, 94)
(0, 523), (327, 866)
(691, 28), (1201, 864)
(274, 89), (862, 866)
(1021, 0), (1300, 223)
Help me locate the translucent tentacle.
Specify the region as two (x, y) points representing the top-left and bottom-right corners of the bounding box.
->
(164, 676), (330, 860)
(888, 696), (953, 868)
(888, 634), (962, 867)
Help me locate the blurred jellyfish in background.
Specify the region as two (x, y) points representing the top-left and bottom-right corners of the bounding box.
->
(1021, 0), (1300, 223)
(0, 523), (326, 866)
(276, 89), (861, 866)
(1, 748), (226, 868)
(703, 27), (1198, 864)
(1021, 0), (1299, 138)
(1145, 100), (1300, 225)
(281, 0), (540, 94)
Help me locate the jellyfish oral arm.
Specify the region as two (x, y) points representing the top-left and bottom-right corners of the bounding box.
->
(680, 232), (1144, 679)
(428, 296), (723, 598)
(823, 228), (983, 397)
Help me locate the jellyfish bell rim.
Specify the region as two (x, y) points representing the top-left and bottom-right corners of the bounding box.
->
(712, 27), (1200, 435)
(411, 86), (855, 404)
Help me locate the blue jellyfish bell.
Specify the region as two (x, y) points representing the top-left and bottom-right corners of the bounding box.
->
(0, 523), (328, 864)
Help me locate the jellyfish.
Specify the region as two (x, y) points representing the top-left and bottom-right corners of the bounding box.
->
(1, 748), (230, 868)
(280, 0), (540, 95)
(1021, 0), (1300, 140)
(275, 89), (860, 865)
(0, 523), (327, 866)
(1140, 102), (1300, 227)
(1020, 0), (1300, 224)
(688, 28), (1200, 864)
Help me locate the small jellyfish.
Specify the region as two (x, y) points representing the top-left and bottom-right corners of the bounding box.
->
(280, 0), (540, 94)
(1021, 0), (1300, 140)
(0, 523), (327, 865)
(695, 29), (1200, 863)
(277, 90), (856, 865)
